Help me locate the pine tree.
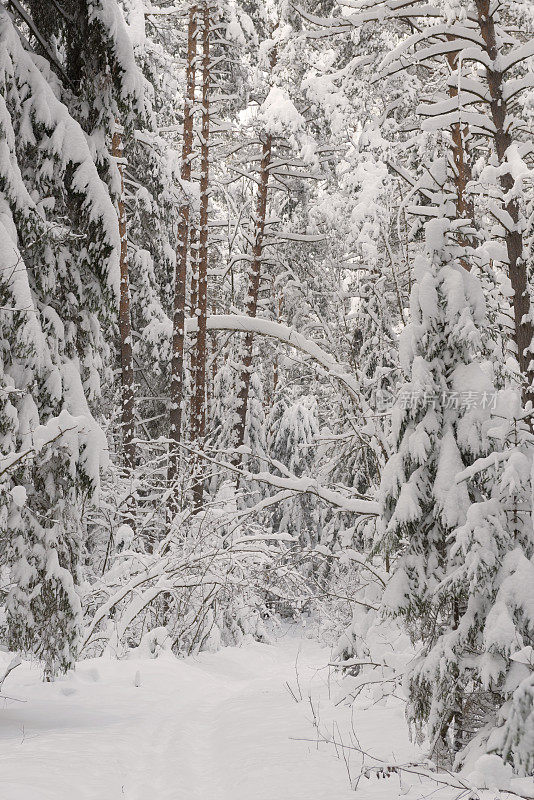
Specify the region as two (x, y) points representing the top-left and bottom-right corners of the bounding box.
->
(228, 2), (323, 459)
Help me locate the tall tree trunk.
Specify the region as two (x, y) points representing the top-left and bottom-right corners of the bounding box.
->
(475, 0), (534, 406)
(445, 46), (475, 267)
(168, 4), (198, 502)
(210, 299), (218, 406)
(189, 223), (199, 442)
(232, 40), (278, 459)
(112, 127), (136, 475)
(272, 291), (283, 396)
(233, 135), (272, 455)
(191, 2), (211, 509)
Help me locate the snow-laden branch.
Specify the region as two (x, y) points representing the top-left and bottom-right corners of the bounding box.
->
(82, 533), (292, 651)
(245, 470), (378, 515)
(6, 0), (70, 83)
(185, 314), (360, 399)
(178, 443), (379, 516)
(314, 545), (386, 587)
(455, 450), (514, 484)
(0, 415), (79, 478)
(185, 314), (389, 459)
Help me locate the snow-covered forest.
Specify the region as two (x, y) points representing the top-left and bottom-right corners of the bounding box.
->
(1, 0), (534, 797)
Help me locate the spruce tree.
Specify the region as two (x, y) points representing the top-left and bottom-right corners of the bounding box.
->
(0, 3), (134, 676)
(380, 216), (491, 754)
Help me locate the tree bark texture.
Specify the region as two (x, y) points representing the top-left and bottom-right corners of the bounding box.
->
(168, 3), (198, 498)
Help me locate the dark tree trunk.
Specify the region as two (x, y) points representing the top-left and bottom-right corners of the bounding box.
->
(475, 0), (534, 406)
(168, 4), (198, 504)
(210, 299), (218, 408)
(272, 291), (282, 396)
(112, 128), (136, 475)
(233, 135), (272, 455)
(191, 2), (211, 509)
(189, 224), (199, 442)
(445, 45), (475, 267)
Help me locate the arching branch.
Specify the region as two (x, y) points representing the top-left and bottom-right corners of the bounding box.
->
(185, 314), (361, 398)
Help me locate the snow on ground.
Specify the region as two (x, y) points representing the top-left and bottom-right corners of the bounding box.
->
(0, 626), (356, 800)
(1, 625), (533, 800)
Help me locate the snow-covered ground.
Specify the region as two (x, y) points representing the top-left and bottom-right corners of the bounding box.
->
(0, 627), (354, 799)
(1, 626), (533, 800)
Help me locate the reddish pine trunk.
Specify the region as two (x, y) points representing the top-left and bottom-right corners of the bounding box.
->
(112, 128), (136, 474)
(233, 135), (272, 455)
(168, 4), (198, 500)
(475, 0), (534, 406)
(191, 3), (211, 509)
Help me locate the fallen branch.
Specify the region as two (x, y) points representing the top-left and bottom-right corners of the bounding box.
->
(289, 732), (534, 799)
(0, 655), (22, 692)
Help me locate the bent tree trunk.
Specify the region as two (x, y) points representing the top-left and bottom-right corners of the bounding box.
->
(168, 3), (198, 508)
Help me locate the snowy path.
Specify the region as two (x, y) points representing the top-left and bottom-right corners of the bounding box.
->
(4, 632), (533, 800)
(0, 630), (360, 800)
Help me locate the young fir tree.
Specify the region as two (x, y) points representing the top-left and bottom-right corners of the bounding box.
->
(418, 397), (534, 770)
(379, 215), (491, 754)
(268, 393), (320, 549)
(211, 356), (239, 450)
